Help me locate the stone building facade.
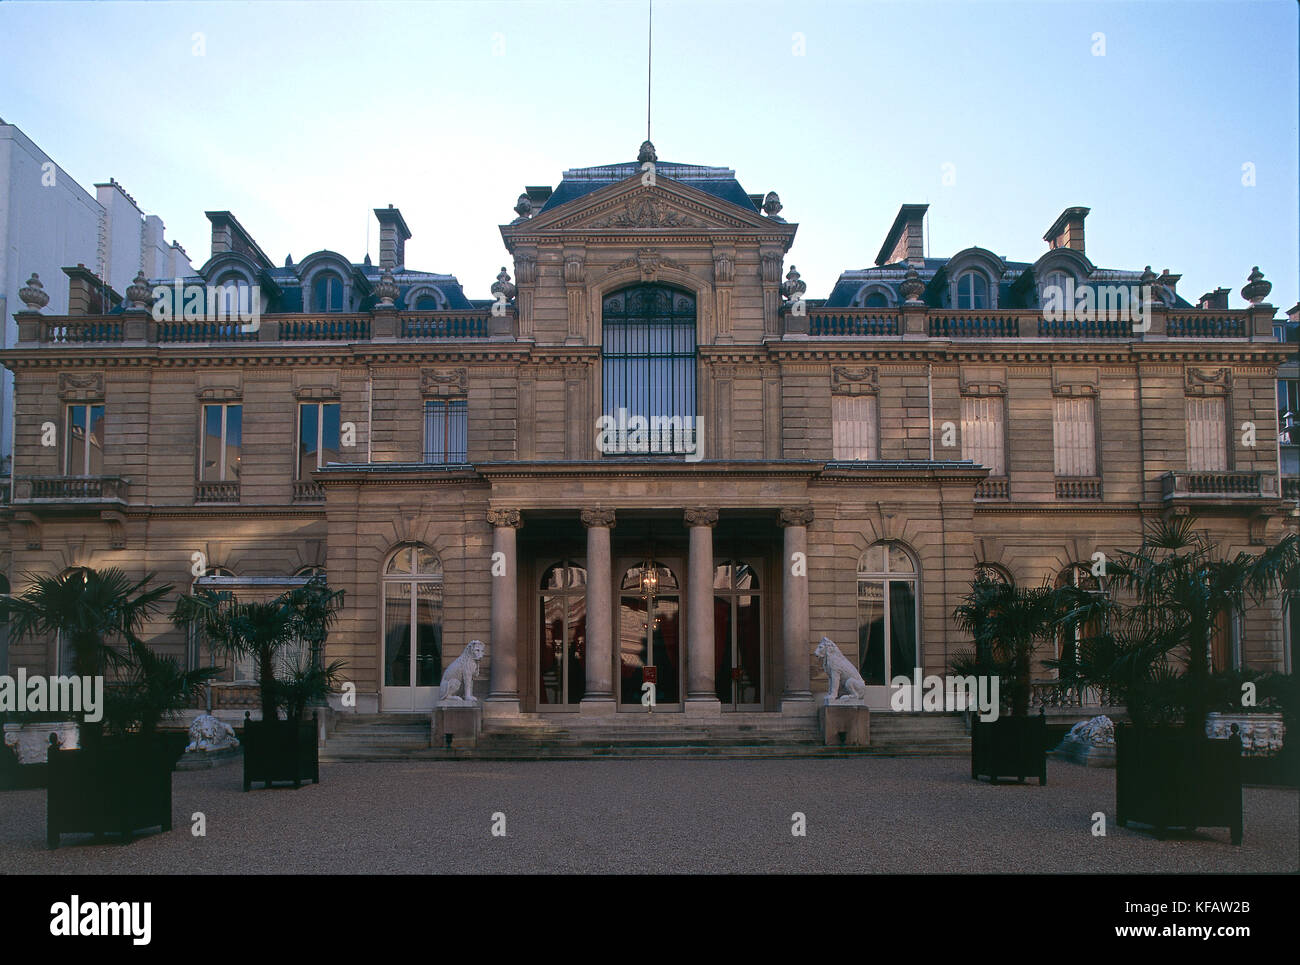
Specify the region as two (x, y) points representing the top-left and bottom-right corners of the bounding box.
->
(0, 144), (1293, 717)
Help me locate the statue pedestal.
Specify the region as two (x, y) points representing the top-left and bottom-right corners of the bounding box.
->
(819, 704), (870, 747)
(433, 704), (481, 749)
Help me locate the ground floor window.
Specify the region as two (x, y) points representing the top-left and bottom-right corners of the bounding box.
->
(857, 543), (918, 686)
(713, 560), (761, 705)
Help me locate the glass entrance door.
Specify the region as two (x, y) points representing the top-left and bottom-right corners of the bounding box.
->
(714, 560), (763, 710)
(381, 546), (443, 712)
(538, 560), (587, 709)
(618, 561), (682, 708)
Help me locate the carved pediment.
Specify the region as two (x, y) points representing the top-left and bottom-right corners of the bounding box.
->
(587, 196), (710, 229)
(58, 372), (104, 401)
(603, 248), (690, 281)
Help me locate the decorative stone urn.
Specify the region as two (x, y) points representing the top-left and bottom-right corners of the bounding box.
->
(18, 273), (50, 312)
(510, 193), (534, 224)
(125, 270), (154, 311)
(490, 268), (516, 303)
(1241, 266), (1272, 305)
(373, 266), (399, 307)
(900, 267), (925, 304)
(763, 191), (785, 222)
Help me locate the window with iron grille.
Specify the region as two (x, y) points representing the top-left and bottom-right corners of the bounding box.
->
(424, 399), (467, 463)
(601, 285), (697, 456)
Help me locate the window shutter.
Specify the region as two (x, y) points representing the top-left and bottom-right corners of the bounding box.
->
(961, 396), (1005, 475)
(832, 395), (878, 460)
(1053, 397), (1096, 476)
(1186, 397), (1227, 471)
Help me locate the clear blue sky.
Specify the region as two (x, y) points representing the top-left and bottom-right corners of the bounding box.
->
(2, 0), (1296, 309)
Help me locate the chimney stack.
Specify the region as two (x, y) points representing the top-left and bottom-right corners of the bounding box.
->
(1198, 287), (1229, 310)
(875, 204), (928, 267)
(1043, 206), (1090, 253)
(375, 205), (412, 270)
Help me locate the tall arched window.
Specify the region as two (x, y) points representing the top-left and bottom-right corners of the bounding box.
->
(713, 560), (762, 706)
(857, 543), (919, 686)
(312, 271), (345, 312)
(618, 562), (681, 704)
(601, 285), (697, 457)
(1053, 564), (1102, 675)
(538, 561), (587, 706)
(382, 545), (443, 711)
(957, 271), (989, 309)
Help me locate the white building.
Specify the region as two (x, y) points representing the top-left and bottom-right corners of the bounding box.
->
(0, 117), (192, 469)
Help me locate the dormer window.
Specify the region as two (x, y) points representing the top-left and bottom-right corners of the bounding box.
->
(312, 272), (345, 312)
(863, 292), (888, 308)
(957, 272), (989, 310)
(415, 295), (440, 310)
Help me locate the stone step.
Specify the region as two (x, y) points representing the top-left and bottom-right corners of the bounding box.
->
(321, 743), (969, 762)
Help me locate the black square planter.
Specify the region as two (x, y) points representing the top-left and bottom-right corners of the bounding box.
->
(46, 734), (173, 849)
(1115, 725), (1243, 844)
(971, 711), (1048, 785)
(241, 714), (319, 791)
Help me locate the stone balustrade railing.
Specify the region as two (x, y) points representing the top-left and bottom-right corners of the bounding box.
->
(1161, 470), (1275, 500)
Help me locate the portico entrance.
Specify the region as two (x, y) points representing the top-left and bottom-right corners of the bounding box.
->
(617, 559), (683, 708)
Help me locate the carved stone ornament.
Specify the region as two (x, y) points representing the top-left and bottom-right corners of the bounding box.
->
(762, 191), (785, 222)
(1206, 712), (1285, 757)
(900, 267), (925, 304)
(486, 508), (522, 528)
(512, 193), (535, 224)
(580, 508), (616, 528)
(637, 140), (657, 164)
(58, 372), (105, 400)
(760, 253), (783, 285)
(374, 266), (399, 307)
(816, 637), (868, 705)
(779, 507), (814, 527)
(490, 267), (517, 302)
(421, 367), (468, 398)
(589, 196), (707, 229)
(605, 248), (688, 280)
(515, 255), (538, 285)
(18, 273), (50, 312)
(1185, 367), (1232, 397)
(125, 270), (154, 310)
(831, 366), (879, 396)
(713, 251), (735, 285)
(780, 266), (806, 302)
(1241, 266), (1272, 305)
(683, 507), (719, 528)
(438, 640), (486, 705)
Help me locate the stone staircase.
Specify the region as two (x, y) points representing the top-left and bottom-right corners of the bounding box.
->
(321, 710), (971, 761)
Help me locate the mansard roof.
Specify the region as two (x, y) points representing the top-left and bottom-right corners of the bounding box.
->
(539, 160), (760, 214)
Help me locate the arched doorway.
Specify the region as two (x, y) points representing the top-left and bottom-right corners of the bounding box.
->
(618, 561), (681, 706)
(538, 560), (587, 708)
(857, 541), (920, 706)
(381, 545), (443, 711)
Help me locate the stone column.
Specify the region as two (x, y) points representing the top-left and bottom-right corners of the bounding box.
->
(484, 508), (522, 717)
(780, 507), (815, 713)
(684, 508), (721, 715)
(580, 508), (616, 714)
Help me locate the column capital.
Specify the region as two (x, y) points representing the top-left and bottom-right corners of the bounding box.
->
(683, 507), (719, 528)
(779, 506), (814, 528)
(580, 508), (616, 529)
(487, 508), (523, 528)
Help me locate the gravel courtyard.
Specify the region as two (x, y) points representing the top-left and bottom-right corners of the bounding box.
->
(2, 757), (1296, 874)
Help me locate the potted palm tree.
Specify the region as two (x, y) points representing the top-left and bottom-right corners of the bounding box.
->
(1, 568), (172, 782)
(952, 573), (1058, 785)
(172, 576), (344, 790)
(1062, 516), (1299, 844)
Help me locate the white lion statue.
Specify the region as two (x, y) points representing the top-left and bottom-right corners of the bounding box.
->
(185, 714), (240, 754)
(815, 636), (869, 704)
(439, 639), (486, 705)
(1065, 715), (1115, 746)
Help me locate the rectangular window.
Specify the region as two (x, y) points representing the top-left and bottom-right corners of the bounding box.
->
(832, 395), (878, 461)
(64, 403), (105, 475)
(1279, 379), (1298, 447)
(423, 399), (468, 463)
(1186, 397), (1228, 471)
(961, 396), (1005, 475)
(200, 403), (242, 481)
(1052, 396), (1096, 477)
(297, 402), (341, 479)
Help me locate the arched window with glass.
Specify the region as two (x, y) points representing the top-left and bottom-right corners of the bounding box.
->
(713, 560), (762, 707)
(538, 561), (587, 707)
(956, 271), (989, 310)
(857, 542), (920, 689)
(601, 285), (697, 457)
(382, 545), (443, 712)
(618, 562), (681, 705)
(312, 271), (345, 313)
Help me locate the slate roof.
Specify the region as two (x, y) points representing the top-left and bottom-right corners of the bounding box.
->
(539, 160), (759, 214)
